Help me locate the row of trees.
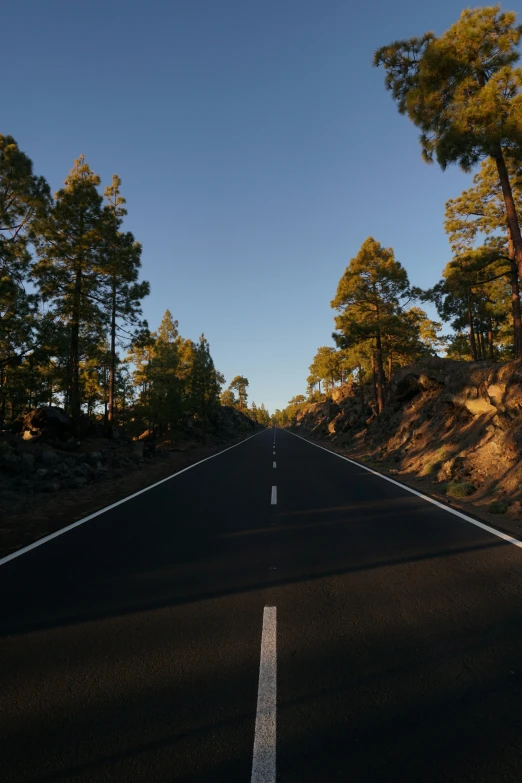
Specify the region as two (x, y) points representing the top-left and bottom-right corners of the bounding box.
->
(1, 138), (150, 432)
(273, 5), (522, 425)
(0, 136), (269, 436)
(219, 375), (271, 426)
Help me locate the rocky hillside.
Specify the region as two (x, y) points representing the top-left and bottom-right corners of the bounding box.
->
(0, 404), (260, 502)
(292, 357), (522, 516)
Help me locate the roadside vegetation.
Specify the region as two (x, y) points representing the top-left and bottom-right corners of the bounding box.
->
(272, 5), (522, 428)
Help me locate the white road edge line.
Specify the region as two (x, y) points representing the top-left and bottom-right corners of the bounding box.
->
(285, 429), (522, 550)
(0, 430), (265, 568)
(271, 486), (277, 505)
(251, 606), (277, 783)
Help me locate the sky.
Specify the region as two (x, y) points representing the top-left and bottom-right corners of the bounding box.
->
(4, 0), (492, 412)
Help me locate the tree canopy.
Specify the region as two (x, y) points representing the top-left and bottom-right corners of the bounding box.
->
(374, 6), (522, 286)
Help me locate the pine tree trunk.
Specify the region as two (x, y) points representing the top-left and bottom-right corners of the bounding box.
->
(467, 290), (478, 361)
(108, 283), (117, 430)
(375, 330), (385, 413)
(371, 353), (377, 405)
(493, 147), (522, 282)
(69, 265), (82, 423)
(476, 328), (482, 359)
(0, 365), (5, 428)
(358, 365), (364, 412)
(487, 316), (494, 360)
(387, 354), (393, 384)
(507, 227), (522, 357)
(479, 329), (486, 360)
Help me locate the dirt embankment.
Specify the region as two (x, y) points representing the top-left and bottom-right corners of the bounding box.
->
(291, 357), (522, 536)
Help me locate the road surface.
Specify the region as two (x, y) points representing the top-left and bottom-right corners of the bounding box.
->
(2, 427), (522, 782)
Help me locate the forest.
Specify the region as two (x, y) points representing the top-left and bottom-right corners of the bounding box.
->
(0, 141), (270, 439)
(272, 6), (522, 427)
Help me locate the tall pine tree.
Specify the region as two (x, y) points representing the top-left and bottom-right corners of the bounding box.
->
(101, 175), (149, 431)
(374, 6), (522, 281)
(34, 156), (105, 424)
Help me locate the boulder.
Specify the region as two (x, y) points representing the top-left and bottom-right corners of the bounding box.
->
(65, 476), (88, 489)
(41, 449), (60, 467)
(11, 406), (73, 440)
(463, 397), (496, 416)
(331, 383), (354, 403)
(132, 442), (145, 460)
(0, 489), (22, 501)
(39, 481), (61, 493)
(78, 463), (95, 477)
(0, 450), (21, 474)
(19, 453), (35, 474)
(11, 477), (31, 489)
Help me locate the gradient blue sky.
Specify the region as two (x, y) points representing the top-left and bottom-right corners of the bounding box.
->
(5, 0), (488, 411)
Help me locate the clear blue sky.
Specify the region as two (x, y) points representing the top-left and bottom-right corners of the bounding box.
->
(5, 0), (486, 411)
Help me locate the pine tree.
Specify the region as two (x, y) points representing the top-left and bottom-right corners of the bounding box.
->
(101, 175), (149, 430)
(374, 6), (522, 281)
(445, 155), (522, 354)
(221, 388), (236, 407)
(33, 156), (105, 424)
(148, 311), (181, 433)
(189, 334), (221, 432)
(309, 346), (342, 394)
(0, 135), (50, 421)
(229, 375), (249, 411)
(258, 402), (271, 427)
(430, 250), (512, 360)
(331, 237), (411, 411)
(385, 307), (442, 373)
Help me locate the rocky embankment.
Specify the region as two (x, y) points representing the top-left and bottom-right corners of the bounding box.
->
(292, 357), (522, 522)
(0, 404), (258, 500)
(0, 404), (260, 556)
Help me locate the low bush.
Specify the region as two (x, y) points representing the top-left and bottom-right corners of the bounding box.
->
(488, 500), (509, 514)
(445, 481), (475, 498)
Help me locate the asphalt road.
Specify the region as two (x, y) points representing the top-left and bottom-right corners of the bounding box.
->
(2, 427), (522, 782)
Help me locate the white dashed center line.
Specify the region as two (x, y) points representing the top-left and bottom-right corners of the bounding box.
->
(273, 461), (276, 468)
(251, 607), (277, 783)
(271, 486), (277, 504)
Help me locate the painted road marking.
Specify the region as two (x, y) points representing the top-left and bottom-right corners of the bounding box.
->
(251, 607), (277, 783)
(271, 486), (277, 504)
(286, 429), (522, 551)
(273, 461), (276, 468)
(0, 430), (265, 568)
